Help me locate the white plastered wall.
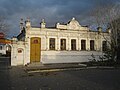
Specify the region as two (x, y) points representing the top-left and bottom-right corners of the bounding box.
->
(41, 51), (103, 64)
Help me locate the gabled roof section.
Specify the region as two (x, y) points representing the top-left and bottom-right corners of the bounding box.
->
(56, 17), (89, 31)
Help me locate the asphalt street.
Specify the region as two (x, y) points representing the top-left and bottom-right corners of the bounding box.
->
(0, 57), (11, 90)
(0, 57), (120, 90)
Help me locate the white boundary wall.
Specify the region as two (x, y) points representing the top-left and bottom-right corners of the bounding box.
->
(41, 51), (103, 64)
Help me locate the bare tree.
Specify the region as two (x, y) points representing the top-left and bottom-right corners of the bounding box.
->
(89, 4), (120, 62)
(0, 16), (10, 38)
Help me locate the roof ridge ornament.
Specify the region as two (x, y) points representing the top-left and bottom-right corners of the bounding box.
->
(26, 17), (30, 22)
(42, 19), (45, 23)
(41, 19), (46, 28)
(41, 19), (46, 25)
(25, 17), (31, 29)
(20, 18), (24, 32)
(72, 17), (75, 20)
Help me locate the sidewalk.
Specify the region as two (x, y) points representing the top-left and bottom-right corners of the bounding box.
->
(24, 63), (87, 73)
(23, 62), (117, 74)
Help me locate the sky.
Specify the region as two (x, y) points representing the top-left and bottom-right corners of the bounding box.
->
(0, 0), (120, 37)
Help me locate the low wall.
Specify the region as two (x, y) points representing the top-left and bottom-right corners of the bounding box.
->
(41, 51), (103, 64)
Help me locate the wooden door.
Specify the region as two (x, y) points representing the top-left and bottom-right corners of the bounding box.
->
(30, 37), (41, 63)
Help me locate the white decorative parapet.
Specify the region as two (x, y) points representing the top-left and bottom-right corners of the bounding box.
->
(56, 17), (89, 31)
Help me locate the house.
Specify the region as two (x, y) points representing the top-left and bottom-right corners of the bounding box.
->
(0, 32), (11, 56)
(11, 18), (111, 66)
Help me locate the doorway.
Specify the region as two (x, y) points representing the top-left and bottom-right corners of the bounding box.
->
(30, 37), (41, 63)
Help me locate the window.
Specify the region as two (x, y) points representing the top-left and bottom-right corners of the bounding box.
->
(102, 41), (107, 51)
(90, 40), (95, 51)
(0, 46), (2, 50)
(81, 40), (86, 50)
(33, 39), (38, 44)
(71, 39), (76, 50)
(61, 39), (66, 50)
(18, 49), (22, 53)
(49, 38), (55, 50)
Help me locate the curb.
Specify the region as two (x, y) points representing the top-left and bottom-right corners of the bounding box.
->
(26, 66), (116, 74)
(0, 57), (10, 58)
(86, 66), (115, 69)
(26, 67), (86, 73)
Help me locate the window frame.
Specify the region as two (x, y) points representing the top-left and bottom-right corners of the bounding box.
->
(102, 41), (107, 51)
(71, 39), (76, 51)
(49, 38), (56, 50)
(0, 46), (2, 50)
(90, 40), (95, 51)
(81, 40), (86, 50)
(60, 39), (66, 50)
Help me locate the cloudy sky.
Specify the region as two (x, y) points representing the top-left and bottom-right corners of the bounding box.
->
(0, 0), (120, 37)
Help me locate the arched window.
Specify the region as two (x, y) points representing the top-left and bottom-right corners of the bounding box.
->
(33, 39), (38, 44)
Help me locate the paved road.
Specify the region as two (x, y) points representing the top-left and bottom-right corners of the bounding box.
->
(0, 57), (120, 90)
(0, 57), (11, 90)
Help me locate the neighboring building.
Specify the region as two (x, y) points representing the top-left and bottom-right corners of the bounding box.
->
(11, 18), (111, 66)
(0, 32), (11, 55)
